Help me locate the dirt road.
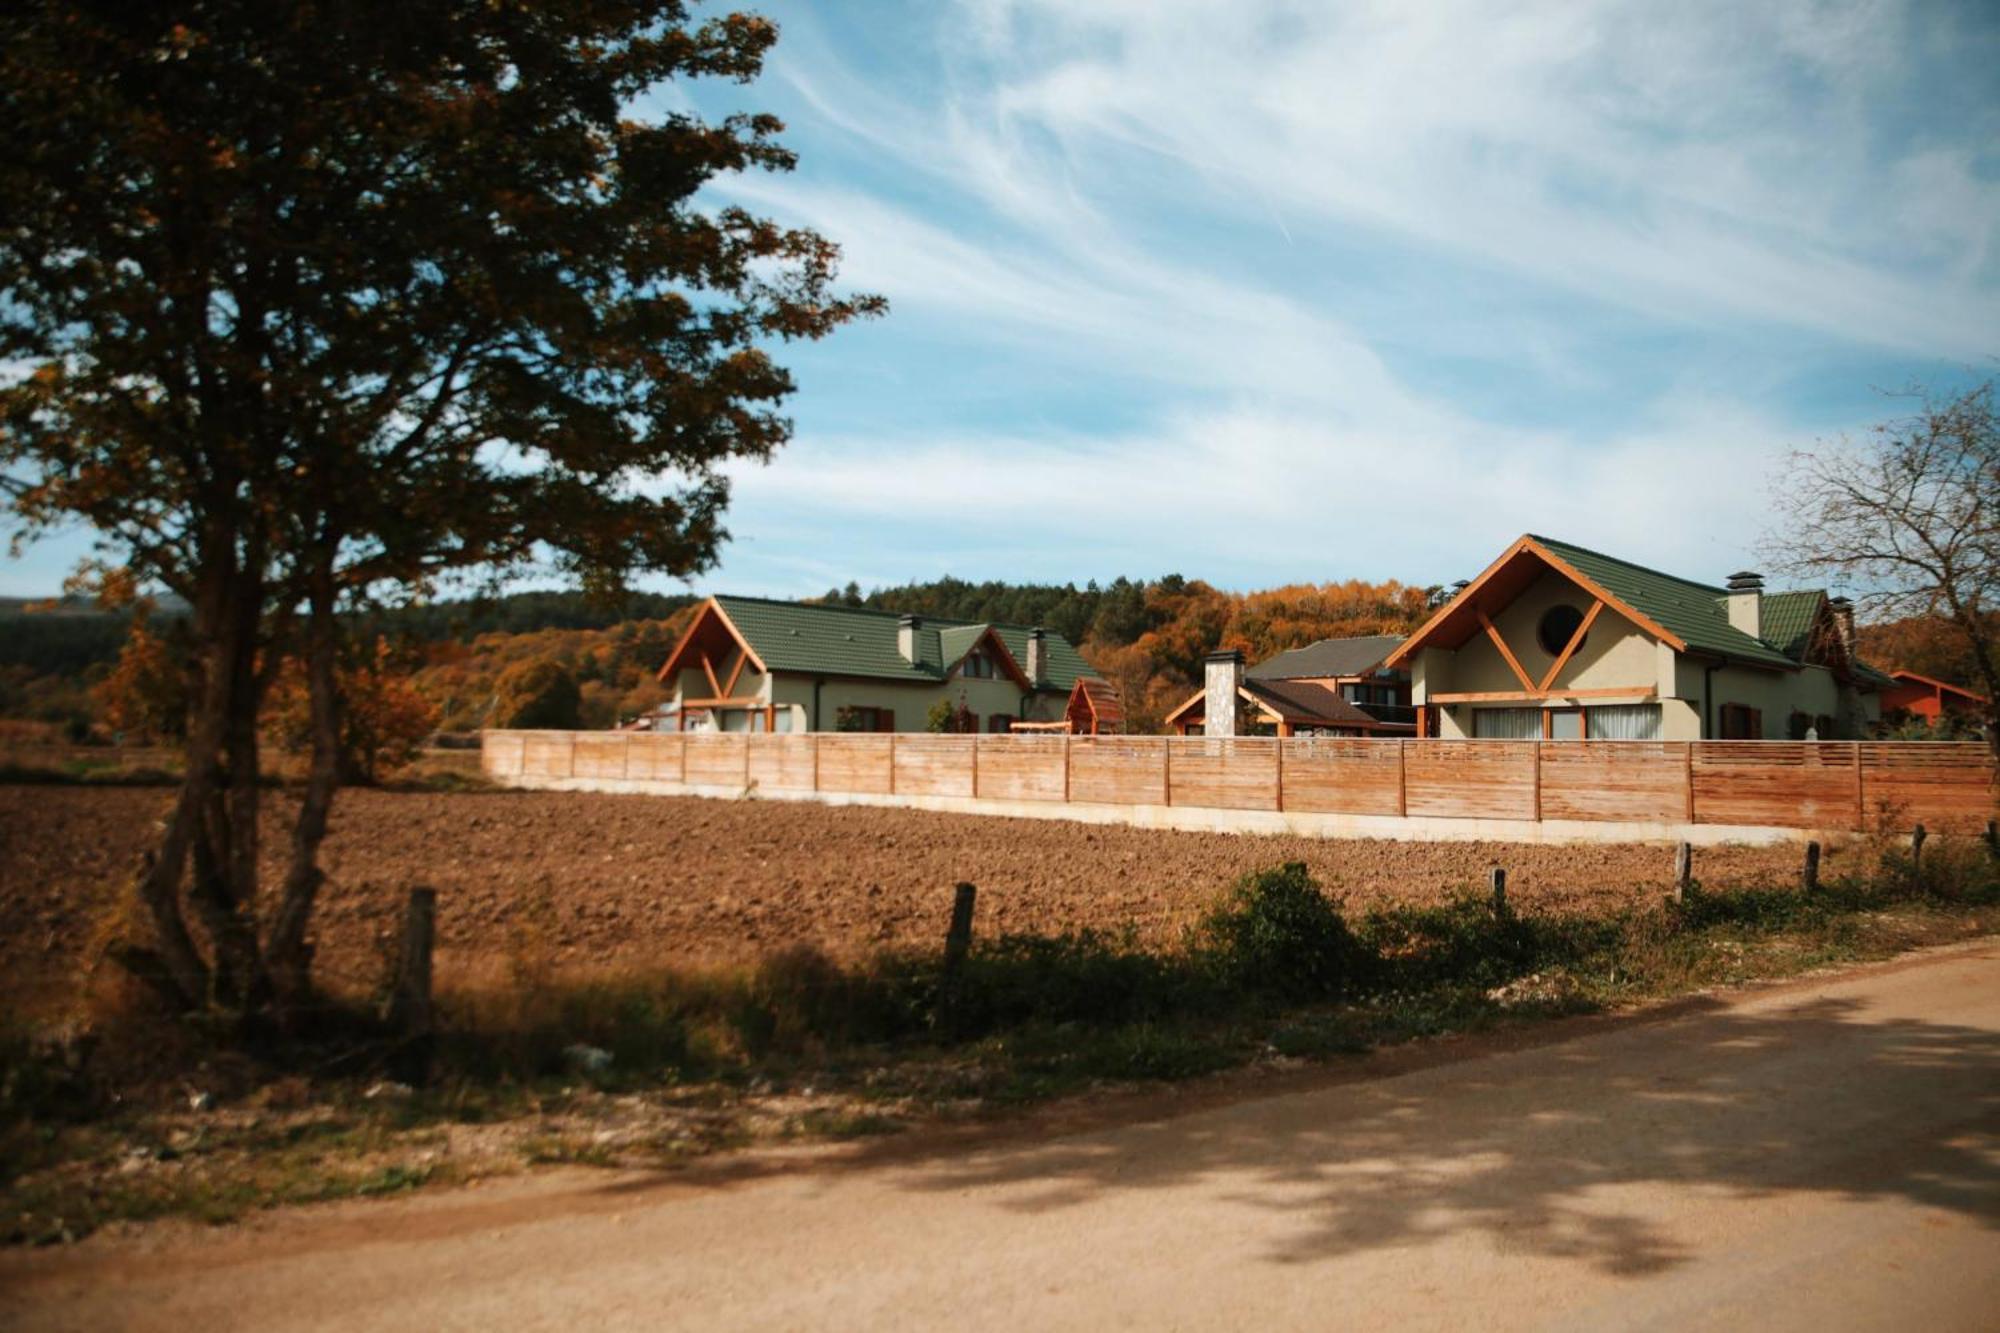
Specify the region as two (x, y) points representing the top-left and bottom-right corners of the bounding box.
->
(6, 944), (1997, 1331)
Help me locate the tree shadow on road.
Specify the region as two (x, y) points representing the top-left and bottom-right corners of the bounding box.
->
(865, 993), (2000, 1277)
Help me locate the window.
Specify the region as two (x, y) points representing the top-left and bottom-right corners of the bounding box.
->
(1536, 604), (1588, 657)
(834, 705), (896, 732)
(1718, 704), (1762, 739)
(1472, 707), (1541, 738)
(1586, 704), (1660, 740)
(987, 714), (1013, 734)
(961, 650), (995, 679)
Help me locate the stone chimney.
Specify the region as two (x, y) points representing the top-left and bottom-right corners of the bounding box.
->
(1827, 596), (1866, 738)
(1026, 627), (1047, 686)
(897, 613), (920, 664)
(1725, 571), (1764, 640)
(1827, 596), (1856, 659)
(1204, 650), (1245, 738)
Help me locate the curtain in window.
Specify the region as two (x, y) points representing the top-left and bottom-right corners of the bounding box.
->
(1586, 704), (1661, 740)
(1471, 707), (1541, 739)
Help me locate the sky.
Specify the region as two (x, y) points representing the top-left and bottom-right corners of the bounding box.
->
(5, 0), (1997, 599)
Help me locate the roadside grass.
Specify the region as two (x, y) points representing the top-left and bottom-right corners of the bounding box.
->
(4, 836), (1996, 1244)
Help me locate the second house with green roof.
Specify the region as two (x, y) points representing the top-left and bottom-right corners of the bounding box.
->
(654, 595), (1092, 733)
(1385, 535), (1891, 741)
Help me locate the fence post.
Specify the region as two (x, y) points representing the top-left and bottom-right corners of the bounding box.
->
(1531, 741), (1542, 822)
(1911, 822), (1927, 874)
(1985, 819), (1998, 860)
(1801, 840), (1821, 894)
(811, 732), (821, 792)
(1274, 736), (1284, 813)
(1852, 742), (1865, 831)
(938, 882), (977, 1034)
(1063, 733), (1072, 803)
(888, 732), (897, 796)
(1673, 841), (1693, 903)
(743, 731), (752, 786)
(1163, 738), (1174, 807)
(1489, 866), (1506, 913)
(1397, 739), (1408, 817)
(971, 733), (980, 799)
(1683, 743), (1695, 823)
(563, 732), (576, 780)
(388, 887), (436, 1087)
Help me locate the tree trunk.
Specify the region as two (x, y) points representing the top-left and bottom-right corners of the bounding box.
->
(267, 567), (342, 1010)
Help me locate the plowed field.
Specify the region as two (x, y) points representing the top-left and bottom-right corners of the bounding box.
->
(2, 785), (1871, 1005)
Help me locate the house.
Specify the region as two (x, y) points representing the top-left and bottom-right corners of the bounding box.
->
(1385, 535), (1890, 740)
(1166, 635), (1417, 737)
(655, 595), (1093, 732)
(1881, 671), (1990, 727)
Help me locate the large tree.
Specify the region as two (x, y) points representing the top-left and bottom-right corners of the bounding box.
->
(0, 2), (880, 1017)
(1766, 376), (1999, 754)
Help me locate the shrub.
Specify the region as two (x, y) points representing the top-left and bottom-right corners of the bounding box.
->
(952, 930), (1194, 1033)
(1196, 862), (1361, 1000)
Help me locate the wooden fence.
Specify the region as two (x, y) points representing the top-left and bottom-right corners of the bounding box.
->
(482, 732), (1997, 834)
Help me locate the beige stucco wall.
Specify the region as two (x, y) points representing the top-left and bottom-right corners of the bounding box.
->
(754, 672), (1065, 732)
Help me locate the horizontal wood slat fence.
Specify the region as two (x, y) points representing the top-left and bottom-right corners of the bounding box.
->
(482, 732), (1997, 834)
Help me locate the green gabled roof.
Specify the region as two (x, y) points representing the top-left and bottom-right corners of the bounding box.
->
(935, 624), (991, 672)
(1757, 590), (1824, 661)
(1529, 536), (1798, 669)
(710, 595), (1086, 691)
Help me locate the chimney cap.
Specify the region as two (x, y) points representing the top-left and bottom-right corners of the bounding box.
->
(1028, 625), (1046, 640)
(1827, 595), (1853, 609)
(897, 612), (920, 627)
(1204, 649), (1246, 664)
(1725, 571), (1765, 592)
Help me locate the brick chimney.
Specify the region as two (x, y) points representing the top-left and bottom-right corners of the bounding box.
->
(1026, 627), (1047, 686)
(897, 613), (920, 664)
(1204, 650), (1244, 738)
(1725, 571), (1764, 640)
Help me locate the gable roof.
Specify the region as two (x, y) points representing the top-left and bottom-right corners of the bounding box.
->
(1525, 536), (1798, 669)
(1068, 677), (1125, 730)
(665, 595), (1089, 691)
(1247, 635), (1406, 681)
(1757, 590), (1824, 661)
(1163, 678), (1410, 731)
(1388, 534), (1852, 674)
(1889, 670), (1990, 703)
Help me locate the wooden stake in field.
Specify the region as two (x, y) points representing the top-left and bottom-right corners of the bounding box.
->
(938, 882), (977, 1035)
(1801, 840), (1821, 894)
(1673, 842), (1693, 903)
(1911, 823), (1928, 876)
(1985, 819), (1998, 859)
(389, 886), (437, 1086)
(1489, 867), (1507, 914)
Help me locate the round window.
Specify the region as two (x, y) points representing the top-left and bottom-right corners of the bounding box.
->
(1536, 604), (1587, 657)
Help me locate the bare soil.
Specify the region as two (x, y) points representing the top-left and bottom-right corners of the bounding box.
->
(0, 785), (1873, 1006)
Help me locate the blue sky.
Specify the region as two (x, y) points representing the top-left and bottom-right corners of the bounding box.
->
(6, 0), (1997, 598)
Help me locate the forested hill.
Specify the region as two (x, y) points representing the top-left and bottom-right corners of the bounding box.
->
(810, 576), (1165, 648)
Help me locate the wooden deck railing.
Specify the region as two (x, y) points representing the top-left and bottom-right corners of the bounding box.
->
(481, 732), (1998, 834)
